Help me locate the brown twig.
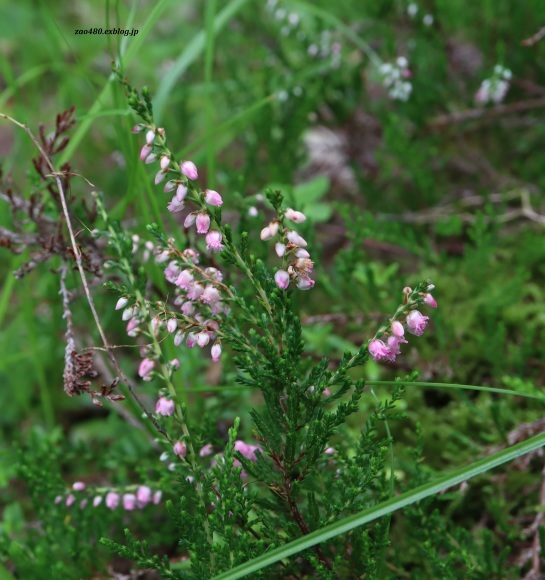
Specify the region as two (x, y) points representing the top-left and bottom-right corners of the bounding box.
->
(522, 27), (545, 46)
(0, 112), (168, 440)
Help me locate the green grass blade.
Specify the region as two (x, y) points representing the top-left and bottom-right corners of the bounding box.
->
(153, 0), (250, 123)
(213, 431), (545, 579)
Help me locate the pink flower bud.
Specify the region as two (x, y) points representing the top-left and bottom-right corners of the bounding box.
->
(287, 230), (307, 247)
(155, 397), (175, 416)
(368, 339), (392, 361)
(138, 358), (155, 379)
(105, 492), (119, 510)
(206, 230), (224, 253)
(176, 269), (194, 290)
(186, 332), (198, 348)
(181, 301), (195, 315)
(176, 184), (188, 202)
(152, 491), (162, 504)
(65, 494), (76, 507)
(275, 243), (286, 257)
(81, 500), (89, 510)
(387, 335), (408, 357)
(131, 124), (144, 134)
(116, 297), (129, 310)
(234, 440), (261, 461)
(145, 130), (155, 144)
(406, 310), (429, 336)
(174, 330), (185, 346)
(204, 189), (223, 206)
(201, 285), (220, 305)
(54, 495), (63, 504)
(324, 447), (335, 455)
(170, 358), (180, 370)
(93, 496), (102, 507)
(145, 153), (157, 165)
(167, 196), (185, 213)
(167, 319), (177, 334)
(187, 282), (204, 300)
(160, 155), (170, 171)
(295, 248), (310, 258)
(122, 306), (135, 321)
(275, 269), (290, 289)
(123, 493), (137, 511)
(260, 226), (273, 240)
(164, 180), (177, 192)
(140, 144), (152, 161)
(211, 343), (222, 362)
(200, 444), (214, 457)
(391, 321), (405, 337)
(136, 486), (152, 508)
(180, 160), (198, 180)
(126, 317), (139, 336)
(155, 170), (166, 185)
(196, 213), (211, 234)
(72, 481), (86, 491)
(197, 330), (210, 347)
(184, 212), (197, 228)
(173, 441), (187, 458)
(296, 276), (314, 290)
(423, 293), (437, 308)
(284, 208), (307, 223)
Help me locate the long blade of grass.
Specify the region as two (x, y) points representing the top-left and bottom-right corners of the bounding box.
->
(153, 0), (250, 123)
(213, 431), (545, 579)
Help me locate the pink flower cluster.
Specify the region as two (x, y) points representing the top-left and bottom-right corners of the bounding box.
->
(134, 125), (224, 254)
(368, 286), (437, 363)
(261, 208), (315, 290)
(54, 483), (162, 511)
(211, 439), (262, 479)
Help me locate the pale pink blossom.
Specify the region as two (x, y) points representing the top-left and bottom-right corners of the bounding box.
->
(197, 330), (210, 347)
(145, 153), (157, 165)
(145, 130), (155, 144)
(295, 248), (310, 258)
(123, 493), (137, 511)
(126, 317), (139, 336)
(136, 486), (152, 508)
(65, 494), (76, 507)
(152, 491), (162, 504)
(155, 170), (166, 185)
(54, 495), (63, 504)
(275, 242), (286, 257)
(391, 321), (405, 337)
(324, 447), (335, 455)
(196, 213), (211, 234)
(234, 440), (261, 461)
(164, 180), (176, 192)
(406, 310), (429, 336)
(186, 332), (198, 348)
(132, 124), (144, 134)
(115, 297), (128, 310)
(180, 160), (198, 180)
(423, 293), (437, 308)
(173, 441), (187, 459)
(140, 144), (152, 161)
(200, 444), (214, 457)
(122, 306), (136, 321)
(72, 481), (86, 491)
(275, 269), (290, 289)
(387, 335), (408, 358)
(260, 221), (279, 240)
(369, 339), (392, 361)
(105, 492), (120, 510)
(156, 397), (175, 416)
(181, 301), (195, 315)
(287, 230), (307, 247)
(164, 262), (181, 283)
(170, 358), (180, 370)
(167, 319), (177, 334)
(201, 285), (220, 304)
(211, 343), (222, 362)
(176, 184), (188, 202)
(160, 155), (170, 171)
(206, 230), (224, 252)
(138, 358), (155, 379)
(174, 330), (185, 346)
(204, 189), (223, 206)
(205, 267), (223, 281)
(296, 276), (314, 290)
(167, 196), (185, 213)
(184, 212), (197, 228)
(176, 270), (194, 290)
(284, 208), (307, 223)
(187, 282), (204, 300)
(93, 496), (103, 507)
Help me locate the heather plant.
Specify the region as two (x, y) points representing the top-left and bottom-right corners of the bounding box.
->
(2, 1), (545, 578)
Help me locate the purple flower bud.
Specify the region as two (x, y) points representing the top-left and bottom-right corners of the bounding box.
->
(275, 269), (290, 290)
(296, 276), (315, 290)
(126, 317), (139, 336)
(155, 170), (166, 185)
(284, 208), (307, 223)
(391, 321), (405, 337)
(211, 343), (222, 362)
(174, 330), (185, 346)
(131, 124), (144, 134)
(145, 130), (155, 144)
(173, 441), (187, 458)
(170, 358), (180, 370)
(105, 492), (119, 510)
(140, 144), (152, 161)
(204, 189), (223, 206)
(201, 285), (220, 304)
(234, 440), (261, 461)
(164, 180), (177, 192)
(72, 481), (86, 491)
(184, 213), (197, 228)
(176, 270), (194, 290)
(152, 491), (162, 504)
(138, 358), (155, 379)
(196, 213), (211, 234)
(406, 310), (429, 336)
(155, 397), (175, 416)
(167, 196), (185, 213)
(423, 293), (438, 308)
(123, 493), (137, 511)
(65, 494), (76, 507)
(186, 332), (197, 348)
(93, 496), (102, 507)
(180, 160), (198, 180)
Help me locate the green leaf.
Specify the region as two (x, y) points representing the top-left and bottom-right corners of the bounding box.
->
(214, 431), (545, 579)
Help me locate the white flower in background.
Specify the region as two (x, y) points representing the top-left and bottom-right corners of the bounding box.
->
(475, 65), (512, 105)
(378, 57), (412, 102)
(407, 3), (418, 17)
